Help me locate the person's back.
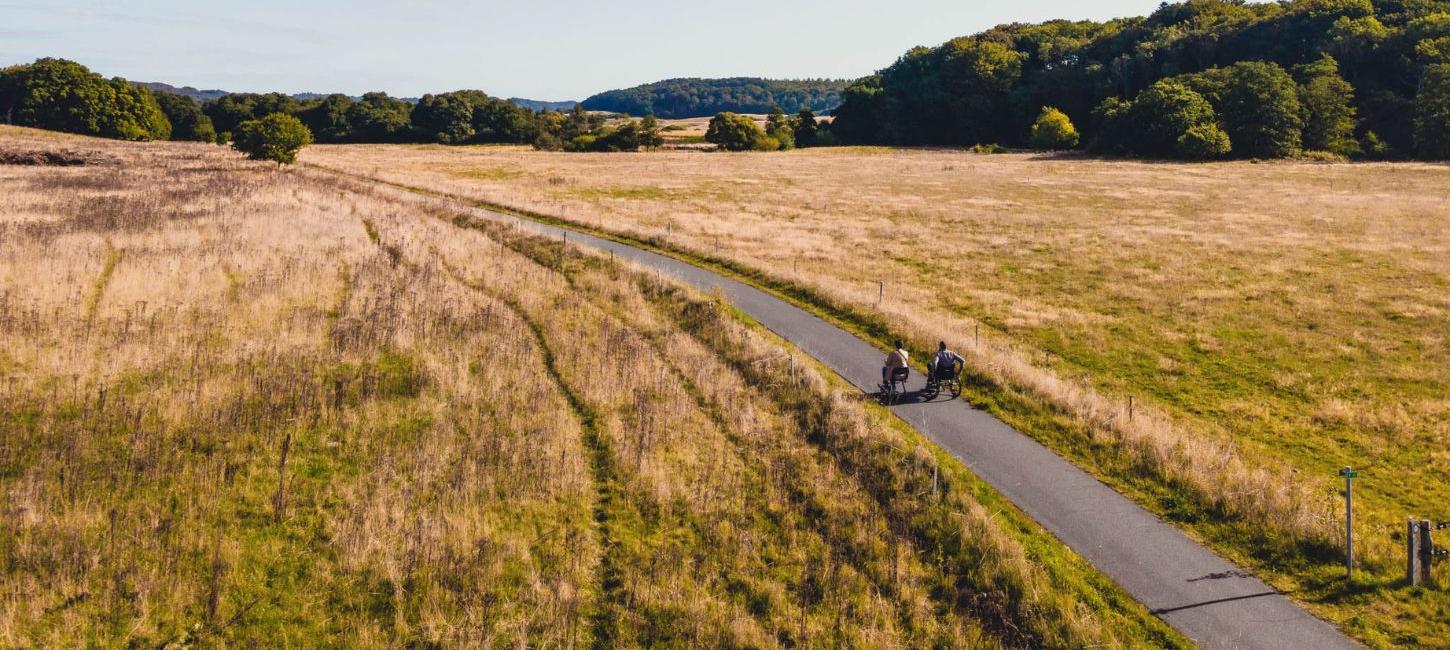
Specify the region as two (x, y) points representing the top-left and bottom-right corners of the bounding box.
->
(931, 341), (964, 379)
(883, 340), (909, 385)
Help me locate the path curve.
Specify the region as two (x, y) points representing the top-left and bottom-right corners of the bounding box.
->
(380, 178), (1358, 649)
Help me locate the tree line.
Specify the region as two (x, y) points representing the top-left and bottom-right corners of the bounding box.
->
(581, 77), (848, 118)
(0, 59), (664, 153)
(830, 0), (1450, 159)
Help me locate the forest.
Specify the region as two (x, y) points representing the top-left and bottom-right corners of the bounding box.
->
(580, 78), (848, 118)
(830, 0), (1450, 158)
(0, 59), (663, 152)
(7, 0), (1450, 160)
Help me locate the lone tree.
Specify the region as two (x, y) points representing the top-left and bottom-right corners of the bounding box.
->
(1029, 106), (1079, 149)
(706, 112), (774, 151)
(233, 113), (313, 164)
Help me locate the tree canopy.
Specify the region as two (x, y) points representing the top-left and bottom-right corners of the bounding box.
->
(705, 113), (777, 151)
(1029, 107), (1080, 149)
(0, 58), (169, 141)
(232, 113), (313, 164)
(153, 92), (217, 142)
(830, 0), (1450, 159)
(581, 78), (848, 118)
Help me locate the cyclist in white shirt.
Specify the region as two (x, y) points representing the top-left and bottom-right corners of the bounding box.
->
(882, 340), (909, 385)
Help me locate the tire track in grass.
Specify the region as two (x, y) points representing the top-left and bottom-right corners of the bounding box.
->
(83, 240), (122, 327)
(481, 225), (986, 645)
(568, 260), (960, 644)
(431, 252), (622, 648)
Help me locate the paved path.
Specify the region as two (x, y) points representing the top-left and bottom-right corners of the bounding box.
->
(419, 186), (1358, 648)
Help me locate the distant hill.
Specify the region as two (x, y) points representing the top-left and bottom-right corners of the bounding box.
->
(139, 83), (359, 104)
(580, 77), (848, 118)
(138, 82), (229, 103)
(509, 98), (577, 112)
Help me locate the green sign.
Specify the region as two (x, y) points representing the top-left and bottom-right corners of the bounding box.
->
(1341, 470), (1358, 478)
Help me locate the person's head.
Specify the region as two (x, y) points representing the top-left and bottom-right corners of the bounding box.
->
(938, 341), (946, 351)
(893, 339), (903, 351)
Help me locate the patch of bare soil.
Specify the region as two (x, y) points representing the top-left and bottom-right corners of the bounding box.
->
(0, 147), (114, 166)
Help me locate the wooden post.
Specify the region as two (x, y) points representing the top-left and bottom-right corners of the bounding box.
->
(1421, 520), (1435, 586)
(1340, 467), (1356, 579)
(877, 281), (883, 306)
(1410, 518), (1424, 586)
(1128, 395), (1135, 421)
(974, 323), (979, 348)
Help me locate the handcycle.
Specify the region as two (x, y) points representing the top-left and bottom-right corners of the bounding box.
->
(921, 360), (964, 400)
(877, 366), (911, 405)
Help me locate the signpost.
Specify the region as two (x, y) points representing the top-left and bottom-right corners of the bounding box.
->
(1341, 467), (1357, 580)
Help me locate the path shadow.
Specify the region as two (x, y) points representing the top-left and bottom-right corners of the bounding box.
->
(1150, 591), (1280, 615)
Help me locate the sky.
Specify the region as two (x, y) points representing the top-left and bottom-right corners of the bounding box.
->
(2, 0), (1166, 100)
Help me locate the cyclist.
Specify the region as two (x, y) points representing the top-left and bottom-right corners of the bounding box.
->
(928, 341), (964, 381)
(882, 340), (909, 386)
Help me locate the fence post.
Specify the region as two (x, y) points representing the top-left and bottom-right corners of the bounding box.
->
(1340, 467), (1356, 580)
(1410, 518), (1423, 586)
(1421, 520), (1435, 586)
(1128, 395), (1135, 421)
(878, 281), (883, 307)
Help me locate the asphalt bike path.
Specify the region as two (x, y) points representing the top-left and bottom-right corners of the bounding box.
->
(429, 192), (1357, 649)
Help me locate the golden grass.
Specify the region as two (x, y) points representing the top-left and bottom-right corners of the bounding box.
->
(302, 142), (1450, 646)
(0, 126), (1182, 647)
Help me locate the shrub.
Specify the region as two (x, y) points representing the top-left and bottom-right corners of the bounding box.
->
(1097, 79), (1227, 159)
(1176, 123), (1232, 159)
(970, 143), (1006, 154)
(232, 113), (313, 165)
(705, 112), (772, 151)
(1029, 106), (1079, 149)
(765, 107), (796, 150)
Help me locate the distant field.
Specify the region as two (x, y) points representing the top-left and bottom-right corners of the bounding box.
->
(305, 143), (1450, 646)
(0, 127), (1181, 647)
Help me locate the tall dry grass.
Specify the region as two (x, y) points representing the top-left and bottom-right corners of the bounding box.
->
(302, 144), (1450, 553)
(305, 142), (1450, 644)
(0, 127), (1182, 647)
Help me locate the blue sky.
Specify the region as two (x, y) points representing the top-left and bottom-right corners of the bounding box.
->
(2, 1), (1164, 100)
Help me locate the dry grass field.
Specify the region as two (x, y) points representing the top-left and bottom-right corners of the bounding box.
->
(0, 126), (1184, 647)
(304, 143), (1450, 646)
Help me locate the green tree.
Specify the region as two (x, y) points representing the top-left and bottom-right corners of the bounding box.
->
(705, 112), (773, 151)
(203, 92), (299, 135)
(1415, 63), (1450, 159)
(0, 58), (169, 140)
(411, 91), (485, 143)
(1029, 106), (1079, 149)
(1176, 123), (1232, 159)
(471, 96), (536, 143)
(1098, 79), (1227, 158)
(638, 115), (664, 148)
(296, 94), (355, 143)
(1293, 56), (1359, 156)
(346, 92), (412, 142)
(1213, 61), (1303, 158)
(232, 113), (313, 164)
(765, 106), (796, 150)
(793, 108), (819, 146)
(154, 92), (217, 142)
